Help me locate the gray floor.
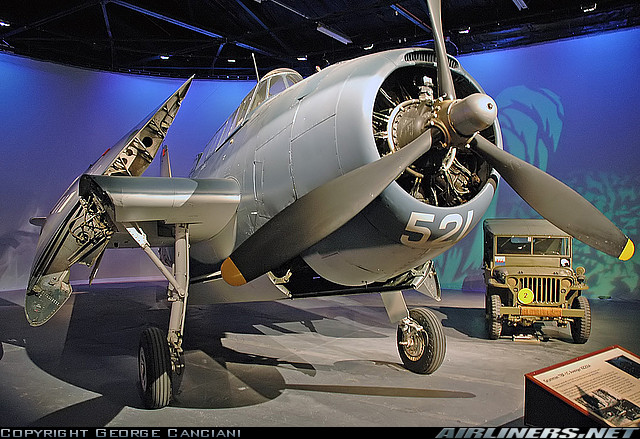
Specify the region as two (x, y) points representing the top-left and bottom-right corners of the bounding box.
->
(0, 282), (639, 427)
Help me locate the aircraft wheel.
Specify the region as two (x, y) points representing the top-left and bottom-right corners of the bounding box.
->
(397, 307), (446, 374)
(138, 326), (172, 409)
(486, 294), (502, 340)
(570, 296), (591, 344)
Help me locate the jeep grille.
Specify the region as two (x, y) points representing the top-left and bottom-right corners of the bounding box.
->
(517, 277), (562, 304)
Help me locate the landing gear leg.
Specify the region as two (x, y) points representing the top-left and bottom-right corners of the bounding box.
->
(126, 223), (190, 409)
(167, 224), (189, 378)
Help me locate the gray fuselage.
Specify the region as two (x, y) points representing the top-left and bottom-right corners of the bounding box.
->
(189, 48), (501, 287)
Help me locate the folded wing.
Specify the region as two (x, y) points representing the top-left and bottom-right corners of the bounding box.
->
(26, 78), (196, 326)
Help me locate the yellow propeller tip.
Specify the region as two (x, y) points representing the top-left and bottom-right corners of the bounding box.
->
(221, 258), (247, 286)
(619, 239), (635, 261)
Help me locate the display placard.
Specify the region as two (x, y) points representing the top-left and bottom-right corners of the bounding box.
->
(525, 346), (640, 427)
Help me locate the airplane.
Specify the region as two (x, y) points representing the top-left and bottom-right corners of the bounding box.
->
(25, 0), (634, 409)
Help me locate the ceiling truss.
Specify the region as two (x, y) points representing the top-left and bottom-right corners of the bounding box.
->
(1, 0), (638, 79)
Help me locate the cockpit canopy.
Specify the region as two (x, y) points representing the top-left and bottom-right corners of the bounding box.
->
(202, 68), (303, 159)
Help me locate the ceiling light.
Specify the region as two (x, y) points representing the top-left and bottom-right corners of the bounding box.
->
(297, 55), (307, 61)
(459, 27), (470, 34)
(363, 44), (374, 50)
(512, 0), (528, 11)
(582, 3), (597, 12)
(228, 59), (236, 63)
(159, 55), (170, 60)
(0, 19), (10, 27)
(317, 23), (352, 45)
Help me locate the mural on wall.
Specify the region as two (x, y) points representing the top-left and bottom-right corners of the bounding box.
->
(432, 28), (640, 298)
(435, 81), (640, 298)
(563, 172), (640, 300)
(434, 85), (566, 290)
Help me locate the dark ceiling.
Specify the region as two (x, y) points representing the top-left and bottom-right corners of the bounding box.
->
(1, 0), (639, 79)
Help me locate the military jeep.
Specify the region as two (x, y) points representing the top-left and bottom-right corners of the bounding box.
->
(482, 219), (591, 343)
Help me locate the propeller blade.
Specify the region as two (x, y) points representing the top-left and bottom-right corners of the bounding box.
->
(471, 134), (634, 261)
(221, 129), (436, 286)
(425, 0), (455, 100)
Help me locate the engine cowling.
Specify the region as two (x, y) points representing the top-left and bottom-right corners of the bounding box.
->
(297, 49), (502, 286)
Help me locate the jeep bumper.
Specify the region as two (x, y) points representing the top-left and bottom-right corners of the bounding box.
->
(500, 306), (585, 318)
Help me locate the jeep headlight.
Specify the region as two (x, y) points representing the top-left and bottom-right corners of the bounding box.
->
(561, 278), (572, 293)
(576, 266), (586, 283)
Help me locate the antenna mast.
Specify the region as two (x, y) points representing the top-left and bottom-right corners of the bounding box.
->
(251, 53), (260, 82)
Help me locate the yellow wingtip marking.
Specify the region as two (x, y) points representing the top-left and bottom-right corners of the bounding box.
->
(619, 239), (635, 261)
(221, 258), (247, 286)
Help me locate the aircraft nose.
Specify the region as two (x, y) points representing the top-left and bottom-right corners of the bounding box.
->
(448, 93), (497, 137)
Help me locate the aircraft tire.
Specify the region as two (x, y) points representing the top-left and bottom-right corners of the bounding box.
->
(487, 294), (502, 340)
(138, 326), (172, 409)
(570, 296), (591, 344)
(397, 307), (446, 374)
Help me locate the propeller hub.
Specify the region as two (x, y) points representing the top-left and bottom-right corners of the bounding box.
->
(448, 93), (498, 137)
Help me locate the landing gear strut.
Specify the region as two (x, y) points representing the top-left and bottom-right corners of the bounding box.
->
(126, 223), (190, 409)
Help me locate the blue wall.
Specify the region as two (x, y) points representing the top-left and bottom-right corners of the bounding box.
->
(1, 27), (638, 298)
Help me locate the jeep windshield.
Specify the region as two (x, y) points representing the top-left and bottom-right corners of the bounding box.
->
(497, 236), (570, 256)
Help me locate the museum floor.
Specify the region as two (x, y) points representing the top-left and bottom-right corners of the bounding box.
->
(1, 282), (639, 427)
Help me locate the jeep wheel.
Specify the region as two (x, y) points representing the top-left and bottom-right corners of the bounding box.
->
(570, 296), (591, 344)
(486, 294), (502, 340)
